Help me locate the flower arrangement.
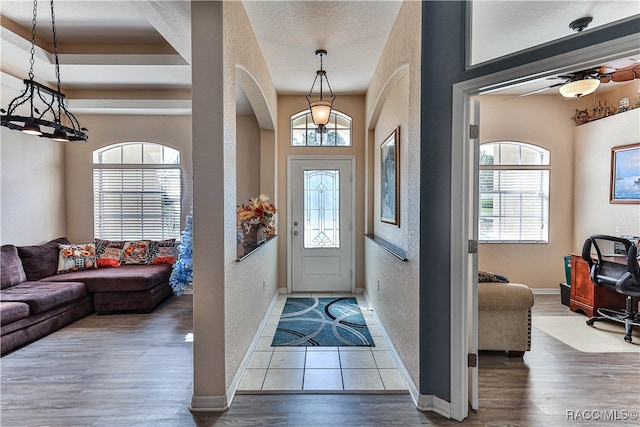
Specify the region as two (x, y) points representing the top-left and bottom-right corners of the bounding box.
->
(237, 194), (277, 244)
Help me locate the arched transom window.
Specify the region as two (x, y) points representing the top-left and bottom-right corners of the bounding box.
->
(93, 142), (182, 240)
(479, 141), (550, 243)
(291, 110), (352, 146)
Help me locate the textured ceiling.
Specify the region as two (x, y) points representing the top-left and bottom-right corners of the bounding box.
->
(242, 0), (402, 95)
(0, 0), (638, 115)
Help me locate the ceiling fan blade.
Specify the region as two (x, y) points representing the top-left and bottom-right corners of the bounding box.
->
(504, 82), (563, 100)
(611, 69), (637, 82)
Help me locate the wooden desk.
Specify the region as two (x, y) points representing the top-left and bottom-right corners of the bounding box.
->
(569, 254), (627, 317)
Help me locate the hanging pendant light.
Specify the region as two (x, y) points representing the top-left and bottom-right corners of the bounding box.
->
(306, 49), (336, 132)
(0, 0), (88, 142)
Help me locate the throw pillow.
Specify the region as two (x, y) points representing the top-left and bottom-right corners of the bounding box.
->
(121, 240), (151, 265)
(148, 239), (177, 265)
(94, 239), (126, 267)
(57, 243), (98, 274)
(478, 270), (510, 283)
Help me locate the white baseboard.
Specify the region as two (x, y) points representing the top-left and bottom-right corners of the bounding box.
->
(211, 289), (281, 412)
(189, 394), (229, 412)
(362, 291), (426, 413)
(417, 394), (451, 419)
(531, 287), (561, 295)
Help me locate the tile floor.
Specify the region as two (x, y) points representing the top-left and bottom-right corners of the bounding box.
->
(237, 292), (409, 393)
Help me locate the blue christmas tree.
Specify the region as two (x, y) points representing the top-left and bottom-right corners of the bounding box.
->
(170, 209), (193, 296)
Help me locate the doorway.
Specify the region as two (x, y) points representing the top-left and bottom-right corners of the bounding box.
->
(288, 156), (355, 293)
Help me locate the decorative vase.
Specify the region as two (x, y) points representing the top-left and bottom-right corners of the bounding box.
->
(242, 224), (266, 246)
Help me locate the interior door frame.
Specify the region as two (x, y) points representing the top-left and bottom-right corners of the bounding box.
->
(448, 36), (639, 421)
(286, 155), (356, 294)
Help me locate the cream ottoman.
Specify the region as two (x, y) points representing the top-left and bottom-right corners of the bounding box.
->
(478, 282), (534, 357)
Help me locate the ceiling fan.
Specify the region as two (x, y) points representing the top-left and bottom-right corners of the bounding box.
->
(507, 61), (640, 100)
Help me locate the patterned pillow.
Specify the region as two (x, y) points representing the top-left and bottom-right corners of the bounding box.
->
(148, 239), (177, 265)
(94, 239), (126, 268)
(121, 240), (151, 265)
(57, 243), (97, 274)
(478, 270), (510, 283)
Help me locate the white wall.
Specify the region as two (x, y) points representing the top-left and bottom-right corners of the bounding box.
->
(364, 0), (421, 391)
(573, 107), (640, 250)
(0, 77), (67, 245)
(0, 127), (66, 245)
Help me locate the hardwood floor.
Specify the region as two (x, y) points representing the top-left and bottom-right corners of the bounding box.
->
(2, 294), (639, 426)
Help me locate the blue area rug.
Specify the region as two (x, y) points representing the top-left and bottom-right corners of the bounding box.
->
(271, 297), (375, 347)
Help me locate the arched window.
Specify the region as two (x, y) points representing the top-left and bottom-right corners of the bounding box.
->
(479, 141), (550, 243)
(93, 142), (181, 240)
(291, 110), (352, 146)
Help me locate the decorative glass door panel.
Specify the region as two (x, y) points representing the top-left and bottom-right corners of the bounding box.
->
(303, 170), (340, 249)
(290, 158), (353, 292)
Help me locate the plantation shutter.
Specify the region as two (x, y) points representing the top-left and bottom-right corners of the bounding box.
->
(93, 167), (181, 240)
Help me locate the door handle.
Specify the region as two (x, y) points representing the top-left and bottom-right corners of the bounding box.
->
(293, 231), (299, 236)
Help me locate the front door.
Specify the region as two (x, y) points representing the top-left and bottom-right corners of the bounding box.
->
(289, 157), (354, 292)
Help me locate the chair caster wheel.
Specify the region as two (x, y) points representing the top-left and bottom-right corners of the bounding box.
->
(624, 335), (632, 343)
(586, 319), (594, 326)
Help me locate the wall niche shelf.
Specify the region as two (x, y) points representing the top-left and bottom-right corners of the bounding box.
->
(236, 235), (276, 262)
(365, 234), (408, 261)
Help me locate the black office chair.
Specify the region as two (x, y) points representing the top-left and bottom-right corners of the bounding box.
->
(581, 234), (640, 343)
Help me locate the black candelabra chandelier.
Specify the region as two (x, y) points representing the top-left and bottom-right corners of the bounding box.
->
(1, 0), (88, 142)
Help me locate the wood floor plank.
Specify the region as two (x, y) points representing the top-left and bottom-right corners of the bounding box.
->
(2, 294), (639, 426)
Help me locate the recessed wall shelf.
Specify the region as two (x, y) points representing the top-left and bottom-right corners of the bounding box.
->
(365, 234), (408, 261)
(237, 235), (277, 262)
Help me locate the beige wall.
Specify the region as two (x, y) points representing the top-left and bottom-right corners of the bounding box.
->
(191, 1), (279, 408)
(0, 127), (66, 246)
(236, 114), (261, 204)
(63, 114), (193, 243)
(477, 94), (576, 289)
(276, 95), (366, 290)
(363, 0), (421, 390)
(478, 82), (640, 289)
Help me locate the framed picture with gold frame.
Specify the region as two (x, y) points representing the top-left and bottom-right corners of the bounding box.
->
(380, 126), (399, 225)
(610, 143), (640, 204)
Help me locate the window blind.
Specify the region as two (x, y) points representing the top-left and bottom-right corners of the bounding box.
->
(479, 169), (549, 242)
(93, 168), (181, 240)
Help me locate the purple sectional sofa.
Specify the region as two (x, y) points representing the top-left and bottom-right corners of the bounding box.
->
(1, 238), (172, 355)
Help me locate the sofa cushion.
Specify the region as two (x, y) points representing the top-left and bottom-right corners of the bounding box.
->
(0, 281), (88, 315)
(57, 243), (98, 274)
(17, 237), (70, 281)
(1, 245), (27, 289)
(41, 264), (171, 292)
(0, 301), (30, 325)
